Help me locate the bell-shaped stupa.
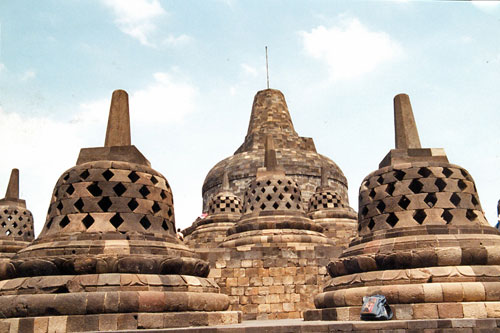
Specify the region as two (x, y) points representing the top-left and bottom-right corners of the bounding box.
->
(184, 172), (242, 248)
(306, 94), (500, 321)
(220, 135), (334, 248)
(202, 89), (356, 239)
(307, 167), (357, 248)
(0, 169), (34, 257)
(0, 90), (238, 331)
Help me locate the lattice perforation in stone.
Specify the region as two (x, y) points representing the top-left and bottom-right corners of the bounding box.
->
(0, 207), (34, 240)
(208, 194), (242, 215)
(308, 190), (348, 212)
(357, 163), (488, 236)
(42, 163), (175, 236)
(242, 177), (304, 214)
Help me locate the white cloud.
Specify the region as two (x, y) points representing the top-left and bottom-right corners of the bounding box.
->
(471, 1), (500, 12)
(241, 63), (258, 77)
(300, 18), (403, 80)
(162, 34), (192, 47)
(20, 70), (36, 81)
(101, 0), (166, 46)
(0, 63), (5, 72)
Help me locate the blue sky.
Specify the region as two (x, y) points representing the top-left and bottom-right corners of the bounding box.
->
(0, 0), (500, 235)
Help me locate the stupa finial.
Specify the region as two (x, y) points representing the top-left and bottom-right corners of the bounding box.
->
(105, 89), (131, 147)
(320, 167), (328, 188)
(221, 171), (230, 191)
(394, 93), (421, 149)
(264, 135), (278, 171)
(5, 168), (19, 199)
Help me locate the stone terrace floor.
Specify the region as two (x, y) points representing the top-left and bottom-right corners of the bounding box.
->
(103, 318), (500, 332)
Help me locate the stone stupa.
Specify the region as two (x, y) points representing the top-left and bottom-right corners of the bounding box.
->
(0, 169), (34, 257)
(184, 172), (242, 248)
(305, 93), (500, 321)
(0, 90), (239, 332)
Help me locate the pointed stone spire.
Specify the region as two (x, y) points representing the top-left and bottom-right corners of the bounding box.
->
(394, 93), (421, 149)
(320, 167), (328, 188)
(5, 169), (19, 200)
(221, 171), (230, 191)
(264, 135), (278, 171)
(105, 89), (131, 147)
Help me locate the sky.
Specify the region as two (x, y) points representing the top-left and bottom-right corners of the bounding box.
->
(0, 0), (500, 236)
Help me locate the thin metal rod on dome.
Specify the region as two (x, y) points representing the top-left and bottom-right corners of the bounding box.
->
(265, 46), (269, 89)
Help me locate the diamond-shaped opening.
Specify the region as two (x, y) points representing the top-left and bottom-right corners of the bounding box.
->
(368, 218), (375, 230)
(272, 186), (278, 193)
(277, 180), (282, 185)
(266, 194), (272, 201)
(457, 179), (467, 191)
(139, 185), (150, 198)
(471, 195), (479, 206)
(284, 186), (289, 192)
(260, 188), (266, 193)
(358, 223), (362, 232)
(128, 171), (140, 183)
(46, 218), (53, 229)
(442, 209), (453, 224)
(87, 183), (103, 197)
(413, 209), (427, 224)
(255, 196), (261, 202)
(287, 180), (292, 185)
(376, 175), (384, 185)
(109, 213), (124, 229)
(450, 193), (461, 206)
(460, 169), (470, 179)
(151, 175), (158, 185)
(98, 197), (113, 212)
(161, 220), (169, 230)
(12, 222), (17, 228)
(290, 194), (295, 201)
(394, 170), (406, 181)
(17, 230), (22, 236)
(19, 217), (23, 221)
(160, 190), (167, 200)
(466, 209), (477, 221)
(273, 202), (279, 210)
(113, 183), (127, 197)
(369, 189), (376, 199)
(128, 198), (139, 211)
(418, 167), (432, 178)
(385, 183), (395, 196)
(386, 213), (399, 227)
(59, 216), (70, 228)
(152, 202), (161, 213)
(266, 180), (271, 186)
(424, 193), (437, 208)
(442, 167), (453, 178)
(5, 230), (11, 236)
(74, 198), (84, 212)
(256, 182), (261, 187)
(285, 202), (292, 209)
(361, 206), (369, 217)
(398, 196), (411, 209)
(66, 184), (75, 195)
(140, 216), (151, 230)
(57, 202), (64, 212)
(260, 203), (266, 210)
(409, 179), (423, 194)
(249, 206), (254, 211)
(167, 208), (173, 217)
(13, 210), (17, 215)
(278, 193), (284, 200)
(376, 201), (386, 213)
(293, 188), (298, 193)
(82, 214), (95, 229)
(102, 169), (114, 181)
(80, 170), (90, 180)
(63, 173), (70, 181)
(435, 178), (447, 191)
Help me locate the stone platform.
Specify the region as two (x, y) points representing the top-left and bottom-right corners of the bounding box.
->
(8, 318), (496, 332)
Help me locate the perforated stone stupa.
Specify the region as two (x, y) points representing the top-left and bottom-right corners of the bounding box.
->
(305, 94), (500, 321)
(0, 90), (238, 332)
(184, 172), (242, 248)
(0, 169), (34, 257)
(202, 89), (356, 236)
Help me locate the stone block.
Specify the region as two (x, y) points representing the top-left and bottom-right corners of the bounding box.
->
(485, 302), (500, 318)
(462, 302), (487, 318)
(413, 303), (439, 319)
(438, 303), (464, 318)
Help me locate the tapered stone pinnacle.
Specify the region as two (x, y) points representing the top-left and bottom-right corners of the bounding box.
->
(394, 93), (421, 149)
(105, 89), (131, 147)
(5, 168), (19, 199)
(221, 172), (230, 191)
(320, 167), (328, 188)
(264, 135), (278, 171)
